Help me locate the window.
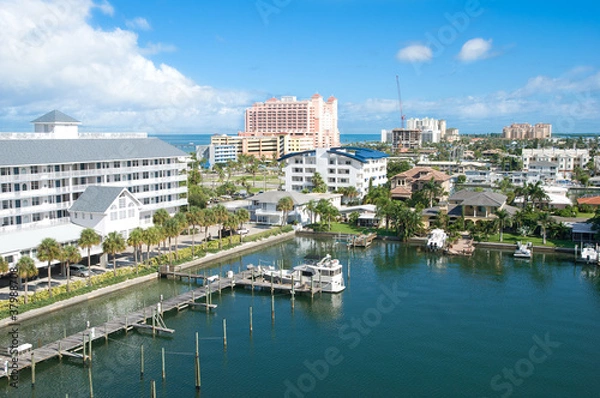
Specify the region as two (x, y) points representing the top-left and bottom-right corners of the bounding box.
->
(110, 212), (117, 221)
(119, 197), (126, 208)
(30, 166), (39, 174)
(32, 213), (41, 222)
(3, 184), (13, 193)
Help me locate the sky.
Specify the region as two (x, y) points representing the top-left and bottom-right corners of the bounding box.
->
(0, 0), (599, 135)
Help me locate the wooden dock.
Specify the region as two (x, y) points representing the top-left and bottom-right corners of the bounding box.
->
(347, 233), (377, 248)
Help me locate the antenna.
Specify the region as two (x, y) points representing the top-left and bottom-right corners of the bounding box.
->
(396, 75), (405, 128)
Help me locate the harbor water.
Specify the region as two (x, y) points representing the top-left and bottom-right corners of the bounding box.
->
(2, 237), (600, 397)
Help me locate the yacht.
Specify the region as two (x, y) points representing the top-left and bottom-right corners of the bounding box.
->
(579, 245), (599, 264)
(293, 254), (346, 293)
(426, 229), (447, 251)
(514, 241), (532, 259)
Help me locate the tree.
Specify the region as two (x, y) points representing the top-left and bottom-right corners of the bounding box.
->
(0, 257), (8, 274)
(276, 196), (295, 226)
(37, 237), (61, 298)
(306, 200), (317, 225)
(152, 208), (170, 227)
(16, 256), (38, 304)
(311, 172), (327, 193)
(315, 199), (339, 230)
(102, 232), (126, 277)
(235, 208), (250, 242)
(127, 227), (144, 274)
(60, 245), (81, 293)
(79, 228), (101, 285)
(173, 212), (189, 258)
(163, 218), (181, 265)
(201, 208), (216, 248)
(187, 206), (203, 258)
(223, 213), (238, 246)
(421, 177), (445, 208)
(348, 211), (360, 226)
(537, 212), (552, 245)
(494, 208), (512, 242)
(212, 204), (229, 249)
(142, 226), (162, 264)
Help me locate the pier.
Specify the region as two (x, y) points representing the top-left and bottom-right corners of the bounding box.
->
(0, 267), (321, 379)
(347, 232), (377, 248)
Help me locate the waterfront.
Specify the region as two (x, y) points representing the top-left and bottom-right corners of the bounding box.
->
(2, 237), (600, 397)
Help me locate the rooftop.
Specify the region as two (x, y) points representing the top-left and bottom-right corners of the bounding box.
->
(31, 110), (80, 124)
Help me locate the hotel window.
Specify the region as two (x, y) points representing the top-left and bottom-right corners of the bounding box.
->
(32, 213), (41, 222)
(31, 166), (39, 174)
(114, 161), (120, 168)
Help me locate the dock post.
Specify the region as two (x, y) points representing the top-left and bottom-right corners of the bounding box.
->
(270, 275), (274, 293)
(58, 340), (62, 360)
(88, 366), (94, 398)
(575, 244), (578, 261)
(223, 319), (227, 350)
(161, 347), (166, 380)
(140, 344), (144, 379)
(125, 316), (128, 335)
(83, 333), (86, 365)
(271, 295), (275, 323)
(249, 306), (253, 335)
(195, 332), (201, 390)
(291, 274), (295, 310)
(105, 322), (108, 343)
(319, 272), (322, 295)
(64, 327), (67, 339)
(251, 271), (254, 291)
(348, 259), (351, 280)
(88, 331), (93, 362)
(206, 285), (210, 313)
(31, 352), (35, 387)
(150, 380), (156, 398)
(143, 307), (146, 324)
(152, 310), (156, 337)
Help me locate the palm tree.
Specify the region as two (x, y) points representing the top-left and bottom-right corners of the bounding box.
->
(494, 208), (512, 242)
(235, 208), (250, 242)
(102, 232), (126, 277)
(212, 205), (229, 249)
(421, 178), (445, 208)
(537, 212), (552, 245)
(276, 196), (295, 227)
(127, 227), (144, 274)
(0, 257), (8, 274)
(223, 213), (238, 246)
(16, 256), (38, 304)
(152, 208), (170, 227)
(79, 228), (101, 285)
(60, 245), (81, 293)
(187, 206), (203, 258)
(311, 172), (327, 193)
(37, 237), (61, 298)
(315, 199), (339, 231)
(163, 218), (180, 265)
(306, 200), (317, 225)
(201, 208), (216, 248)
(142, 226), (162, 264)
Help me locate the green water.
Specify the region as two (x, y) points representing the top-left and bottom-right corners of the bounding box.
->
(2, 237), (600, 397)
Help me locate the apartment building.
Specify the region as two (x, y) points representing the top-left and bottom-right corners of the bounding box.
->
(406, 117), (447, 143)
(0, 110), (188, 268)
(389, 128), (422, 151)
(197, 144), (237, 169)
(210, 134), (287, 160)
(522, 148), (589, 179)
(503, 123), (552, 139)
(279, 147), (388, 199)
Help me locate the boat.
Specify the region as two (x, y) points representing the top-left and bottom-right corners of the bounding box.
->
(426, 229), (447, 251)
(292, 254), (346, 293)
(262, 266), (297, 284)
(579, 244), (599, 264)
(514, 241), (532, 259)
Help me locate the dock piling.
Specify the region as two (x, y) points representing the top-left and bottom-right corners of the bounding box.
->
(31, 352), (35, 387)
(150, 380), (156, 398)
(161, 347), (166, 380)
(140, 345), (144, 379)
(271, 295), (275, 323)
(194, 332), (201, 390)
(249, 306), (253, 335)
(223, 319), (227, 350)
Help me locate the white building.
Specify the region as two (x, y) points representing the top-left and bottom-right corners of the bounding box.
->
(522, 148), (589, 180)
(197, 144), (237, 169)
(0, 110), (189, 269)
(279, 147), (388, 199)
(407, 117), (447, 143)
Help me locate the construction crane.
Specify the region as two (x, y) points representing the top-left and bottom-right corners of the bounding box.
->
(396, 75), (405, 128)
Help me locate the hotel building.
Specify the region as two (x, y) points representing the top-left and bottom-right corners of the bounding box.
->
(279, 147), (388, 199)
(0, 110), (189, 269)
(503, 123), (552, 140)
(522, 148), (589, 180)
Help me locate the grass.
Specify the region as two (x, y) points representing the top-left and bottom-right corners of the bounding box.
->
(474, 232), (575, 248)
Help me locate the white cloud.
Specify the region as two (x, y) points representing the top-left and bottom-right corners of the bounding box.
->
(0, 0), (254, 133)
(140, 42), (177, 55)
(125, 17), (151, 31)
(94, 0), (114, 16)
(457, 38), (493, 62)
(396, 44), (432, 63)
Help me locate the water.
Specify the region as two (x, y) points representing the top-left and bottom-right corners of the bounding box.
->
(2, 237), (600, 397)
(150, 133), (382, 153)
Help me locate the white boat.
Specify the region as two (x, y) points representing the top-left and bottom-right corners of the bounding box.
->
(293, 254), (346, 293)
(426, 229), (447, 251)
(514, 241), (532, 259)
(579, 245), (599, 264)
(262, 267), (296, 284)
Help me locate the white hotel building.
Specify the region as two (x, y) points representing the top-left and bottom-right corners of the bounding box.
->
(522, 148), (589, 180)
(0, 110), (189, 269)
(279, 147), (388, 199)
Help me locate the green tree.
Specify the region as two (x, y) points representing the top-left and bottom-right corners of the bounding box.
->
(187, 206), (203, 257)
(315, 199), (339, 230)
(102, 232), (126, 277)
(17, 256), (38, 304)
(152, 208), (170, 227)
(0, 257), (9, 274)
(235, 208), (250, 242)
(306, 200), (317, 224)
(311, 172), (327, 193)
(163, 218), (181, 265)
(348, 211), (360, 226)
(127, 227), (144, 274)
(276, 196), (295, 226)
(60, 245), (81, 293)
(537, 212), (552, 245)
(494, 208), (512, 242)
(142, 226), (162, 264)
(79, 228), (101, 285)
(212, 205), (229, 249)
(37, 237), (61, 297)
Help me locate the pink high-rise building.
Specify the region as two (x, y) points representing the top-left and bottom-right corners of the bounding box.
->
(240, 94), (340, 152)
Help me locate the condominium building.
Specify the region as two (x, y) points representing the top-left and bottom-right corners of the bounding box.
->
(406, 117), (447, 143)
(197, 144), (237, 169)
(503, 123), (552, 139)
(210, 134), (287, 160)
(522, 148), (589, 180)
(0, 110), (189, 269)
(241, 94), (340, 151)
(389, 128), (422, 151)
(279, 147), (388, 198)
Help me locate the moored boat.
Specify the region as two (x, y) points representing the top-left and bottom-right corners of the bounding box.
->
(514, 241), (532, 259)
(426, 229), (447, 251)
(579, 244), (599, 264)
(293, 254), (346, 293)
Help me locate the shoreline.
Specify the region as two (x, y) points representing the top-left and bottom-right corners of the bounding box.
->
(0, 230), (296, 329)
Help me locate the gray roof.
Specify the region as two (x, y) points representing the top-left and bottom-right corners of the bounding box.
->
(0, 223), (86, 255)
(449, 190), (507, 207)
(31, 110), (80, 124)
(69, 186), (136, 213)
(249, 190), (312, 205)
(529, 161), (558, 168)
(0, 138), (188, 166)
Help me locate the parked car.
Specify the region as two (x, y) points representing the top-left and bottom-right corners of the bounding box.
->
(237, 228), (249, 235)
(69, 264), (91, 278)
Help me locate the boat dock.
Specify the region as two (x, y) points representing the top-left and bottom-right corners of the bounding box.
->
(347, 233), (377, 248)
(0, 267), (323, 379)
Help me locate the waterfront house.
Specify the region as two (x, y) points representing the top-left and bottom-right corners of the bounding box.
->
(390, 167), (451, 201)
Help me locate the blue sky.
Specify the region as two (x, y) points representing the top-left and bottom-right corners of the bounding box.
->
(0, 0), (599, 135)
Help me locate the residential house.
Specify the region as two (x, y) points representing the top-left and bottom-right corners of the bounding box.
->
(390, 167), (452, 201)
